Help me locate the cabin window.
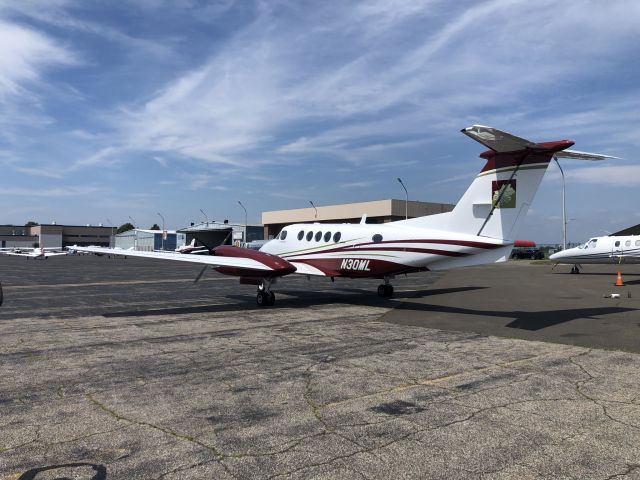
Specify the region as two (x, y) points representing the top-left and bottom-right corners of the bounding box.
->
(280, 230), (288, 240)
(298, 230), (304, 241)
(615, 241), (620, 247)
(324, 231), (331, 242)
(315, 231), (322, 242)
(626, 240), (631, 247)
(372, 234), (383, 243)
(306, 231), (313, 241)
(333, 232), (341, 243)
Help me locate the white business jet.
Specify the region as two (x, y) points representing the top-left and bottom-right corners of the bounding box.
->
(0, 247), (68, 259)
(71, 125), (610, 306)
(550, 235), (640, 273)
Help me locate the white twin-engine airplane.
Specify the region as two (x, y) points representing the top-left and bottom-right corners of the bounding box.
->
(550, 235), (640, 273)
(0, 247), (68, 259)
(71, 125), (611, 306)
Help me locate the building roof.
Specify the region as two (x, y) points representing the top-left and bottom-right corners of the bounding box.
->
(262, 199), (454, 225)
(178, 222), (261, 232)
(612, 224), (640, 236)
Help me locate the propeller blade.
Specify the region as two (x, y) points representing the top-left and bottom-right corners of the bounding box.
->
(194, 265), (208, 283)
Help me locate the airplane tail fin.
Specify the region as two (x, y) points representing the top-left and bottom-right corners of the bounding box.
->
(401, 125), (610, 241)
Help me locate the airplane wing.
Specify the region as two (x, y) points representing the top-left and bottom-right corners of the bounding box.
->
(69, 245), (299, 277)
(44, 252), (68, 257)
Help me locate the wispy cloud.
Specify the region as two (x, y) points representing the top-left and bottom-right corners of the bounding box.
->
(340, 181), (376, 189)
(91, 0), (640, 173)
(566, 165), (640, 187)
(0, 19), (78, 99)
(0, 186), (100, 197)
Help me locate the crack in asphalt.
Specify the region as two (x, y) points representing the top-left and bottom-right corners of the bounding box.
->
(85, 393), (233, 476)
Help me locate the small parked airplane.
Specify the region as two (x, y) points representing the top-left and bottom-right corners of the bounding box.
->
(175, 238), (208, 254)
(550, 235), (640, 273)
(70, 125), (612, 306)
(0, 247), (68, 260)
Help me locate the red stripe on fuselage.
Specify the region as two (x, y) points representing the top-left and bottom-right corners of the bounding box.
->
(281, 239), (503, 259)
(292, 258), (427, 278)
(356, 239), (504, 249)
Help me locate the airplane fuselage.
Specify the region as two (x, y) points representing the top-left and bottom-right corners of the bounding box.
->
(259, 222), (512, 278)
(550, 235), (640, 265)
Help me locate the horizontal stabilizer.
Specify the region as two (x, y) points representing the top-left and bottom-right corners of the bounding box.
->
(461, 125), (536, 152)
(554, 149), (620, 161)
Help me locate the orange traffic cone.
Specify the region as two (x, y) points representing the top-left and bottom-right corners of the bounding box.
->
(615, 271), (625, 287)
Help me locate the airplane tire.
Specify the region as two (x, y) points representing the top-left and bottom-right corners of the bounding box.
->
(256, 291), (267, 307)
(377, 285), (394, 298)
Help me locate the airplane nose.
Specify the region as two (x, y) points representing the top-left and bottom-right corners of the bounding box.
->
(549, 251), (561, 260)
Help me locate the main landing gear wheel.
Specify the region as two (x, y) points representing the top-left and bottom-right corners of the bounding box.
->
(377, 284), (394, 298)
(570, 265), (580, 274)
(256, 290), (276, 307)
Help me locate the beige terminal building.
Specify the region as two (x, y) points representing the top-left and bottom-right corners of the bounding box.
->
(262, 199), (454, 239)
(0, 224), (113, 249)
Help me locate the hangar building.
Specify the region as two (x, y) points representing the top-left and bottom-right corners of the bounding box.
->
(114, 229), (184, 251)
(262, 199), (455, 239)
(179, 221), (264, 248)
(0, 224), (114, 249)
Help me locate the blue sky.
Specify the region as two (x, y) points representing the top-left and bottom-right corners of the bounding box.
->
(1, 0), (639, 243)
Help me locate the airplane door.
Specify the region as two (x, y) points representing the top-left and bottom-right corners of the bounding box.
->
(612, 239), (623, 262)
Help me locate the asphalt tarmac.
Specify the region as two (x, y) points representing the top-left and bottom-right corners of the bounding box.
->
(1, 255), (640, 479)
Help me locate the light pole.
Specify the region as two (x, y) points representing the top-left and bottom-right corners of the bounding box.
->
(237, 201), (247, 243)
(199, 208), (209, 225)
(128, 216), (138, 250)
(309, 200), (318, 219)
(554, 157), (567, 251)
(157, 212), (165, 251)
(397, 177), (408, 220)
(106, 217), (115, 248)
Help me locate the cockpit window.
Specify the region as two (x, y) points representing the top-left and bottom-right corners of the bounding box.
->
(280, 230), (288, 240)
(586, 239), (597, 249)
